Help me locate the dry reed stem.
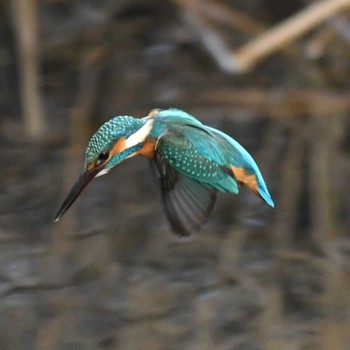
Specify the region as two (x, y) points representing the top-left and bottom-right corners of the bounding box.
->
(11, 0), (45, 139)
(305, 25), (338, 58)
(172, 89), (350, 118)
(60, 46), (106, 232)
(309, 115), (348, 350)
(176, 0), (265, 35)
(177, 0), (350, 73)
(329, 15), (350, 44)
(272, 126), (306, 251)
(233, 0), (350, 72)
(47, 47), (105, 287)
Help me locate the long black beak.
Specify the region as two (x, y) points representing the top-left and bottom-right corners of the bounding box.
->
(54, 168), (99, 222)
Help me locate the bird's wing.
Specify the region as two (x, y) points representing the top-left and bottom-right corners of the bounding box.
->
(182, 125), (274, 207)
(154, 151), (217, 236)
(155, 126), (239, 193)
(153, 130), (220, 236)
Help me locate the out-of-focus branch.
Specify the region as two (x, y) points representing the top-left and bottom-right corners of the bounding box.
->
(60, 46), (106, 231)
(308, 115), (350, 350)
(233, 0), (350, 72)
(176, 0), (350, 73)
(304, 15), (350, 59)
(46, 47), (105, 286)
(169, 88), (350, 118)
(11, 0), (46, 140)
(273, 127), (307, 251)
(329, 15), (350, 44)
(176, 0), (265, 35)
(305, 25), (338, 59)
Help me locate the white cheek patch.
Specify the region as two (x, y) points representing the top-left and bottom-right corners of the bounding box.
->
(125, 119), (154, 149)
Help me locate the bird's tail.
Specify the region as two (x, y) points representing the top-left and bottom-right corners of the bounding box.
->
(203, 125), (275, 208)
(257, 186), (275, 208)
(230, 165), (275, 208)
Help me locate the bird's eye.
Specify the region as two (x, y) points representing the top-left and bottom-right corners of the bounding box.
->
(96, 151), (109, 164)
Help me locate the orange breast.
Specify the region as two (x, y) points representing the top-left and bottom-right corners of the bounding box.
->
(137, 138), (156, 158)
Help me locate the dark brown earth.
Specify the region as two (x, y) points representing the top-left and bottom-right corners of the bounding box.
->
(1, 1), (350, 349)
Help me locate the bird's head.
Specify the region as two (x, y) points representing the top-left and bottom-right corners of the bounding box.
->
(54, 115), (154, 221)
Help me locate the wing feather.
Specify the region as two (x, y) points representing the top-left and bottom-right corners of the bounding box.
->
(154, 152), (217, 236)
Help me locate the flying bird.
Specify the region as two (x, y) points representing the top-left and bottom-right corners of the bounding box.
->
(54, 108), (274, 236)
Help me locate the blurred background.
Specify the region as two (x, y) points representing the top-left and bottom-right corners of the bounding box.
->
(1, 0), (350, 349)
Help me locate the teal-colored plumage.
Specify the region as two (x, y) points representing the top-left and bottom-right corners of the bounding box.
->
(151, 109), (274, 207)
(206, 126), (274, 207)
(55, 108), (274, 236)
(155, 125), (239, 193)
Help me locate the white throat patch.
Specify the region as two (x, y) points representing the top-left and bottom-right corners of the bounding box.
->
(96, 168), (111, 177)
(125, 118), (154, 149)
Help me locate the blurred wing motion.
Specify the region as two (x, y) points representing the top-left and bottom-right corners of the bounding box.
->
(153, 128), (220, 236)
(154, 150), (217, 237)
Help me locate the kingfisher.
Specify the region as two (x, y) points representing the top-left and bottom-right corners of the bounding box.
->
(54, 108), (274, 236)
